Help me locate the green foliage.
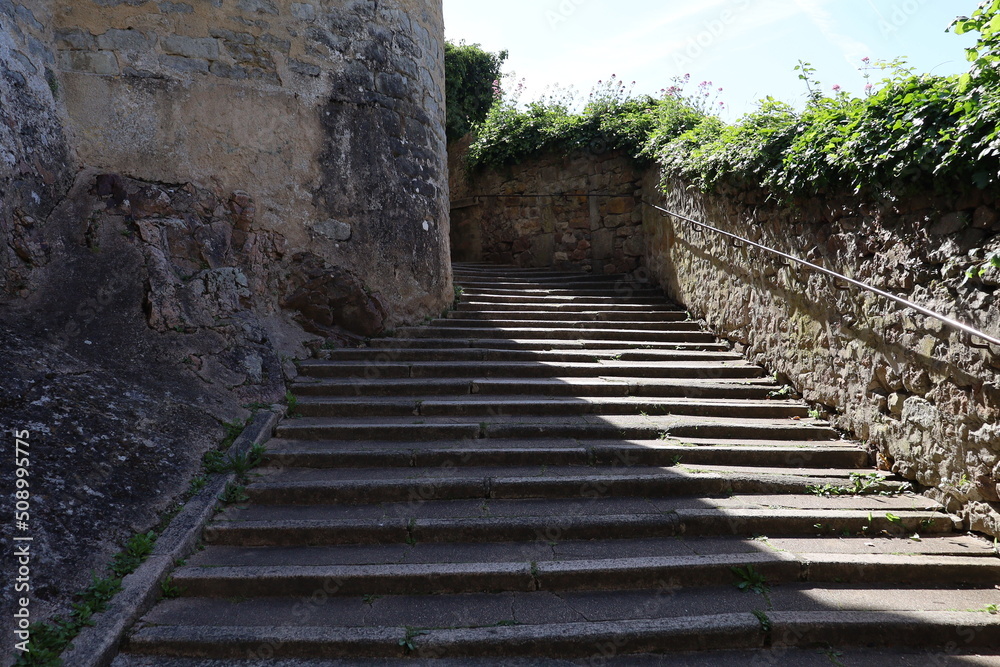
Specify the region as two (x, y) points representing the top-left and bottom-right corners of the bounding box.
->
(732, 565), (771, 600)
(468, 75), (706, 170)
(470, 7), (1000, 196)
(807, 472), (911, 497)
(110, 531), (156, 578)
(445, 41), (508, 141)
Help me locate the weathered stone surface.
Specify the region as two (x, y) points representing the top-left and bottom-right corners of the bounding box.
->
(644, 170), (1000, 538)
(282, 252), (387, 339)
(449, 148), (642, 274)
(52, 0), (451, 326)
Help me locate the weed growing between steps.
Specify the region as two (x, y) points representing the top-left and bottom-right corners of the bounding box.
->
(11, 418), (267, 667)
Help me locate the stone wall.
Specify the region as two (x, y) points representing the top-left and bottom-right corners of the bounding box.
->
(457, 145), (1000, 537)
(0, 0), (75, 296)
(449, 148), (645, 274)
(643, 171), (1000, 537)
(0, 1), (449, 649)
(52, 0), (451, 323)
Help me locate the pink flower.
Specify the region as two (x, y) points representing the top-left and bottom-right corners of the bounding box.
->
(865, 83), (873, 91)
(832, 84), (842, 92)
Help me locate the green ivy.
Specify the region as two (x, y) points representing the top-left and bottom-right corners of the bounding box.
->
(445, 41), (507, 142)
(467, 2), (1000, 197)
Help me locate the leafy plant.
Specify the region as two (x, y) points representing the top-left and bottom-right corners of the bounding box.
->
(285, 391), (300, 417)
(807, 472), (911, 497)
(110, 531), (156, 578)
(160, 577), (182, 599)
(445, 41), (508, 141)
(732, 565), (770, 596)
(220, 482), (250, 504)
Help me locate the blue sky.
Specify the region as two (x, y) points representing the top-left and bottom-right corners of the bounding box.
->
(442, 0), (979, 119)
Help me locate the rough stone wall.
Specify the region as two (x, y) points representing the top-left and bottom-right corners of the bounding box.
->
(52, 0), (451, 323)
(0, 0), (74, 296)
(644, 171), (1000, 537)
(0, 1), (448, 650)
(449, 149), (645, 274)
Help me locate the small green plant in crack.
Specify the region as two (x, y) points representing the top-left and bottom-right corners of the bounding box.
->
(984, 604), (999, 615)
(220, 482), (250, 504)
(399, 627), (430, 653)
(732, 565), (771, 606)
(285, 390), (300, 418)
(160, 577), (183, 599)
(808, 409), (822, 419)
(362, 594), (383, 606)
(885, 512), (903, 525)
(806, 472), (910, 498)
(752, 609), (772, 633)
(767, 385), (794, 400)
(111, 531), (156, 578)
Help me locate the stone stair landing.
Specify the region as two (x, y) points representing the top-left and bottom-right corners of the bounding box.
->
(114, 263), (1000, 664)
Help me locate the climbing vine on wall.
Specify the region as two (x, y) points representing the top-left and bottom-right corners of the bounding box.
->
(466, 2), (1000, 198)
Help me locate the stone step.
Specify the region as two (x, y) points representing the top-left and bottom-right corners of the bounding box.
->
(459, 288), (666, 298)
(167, 550), (1000, 599)
(293, 396), (810, 419)
(262, 438), (869, 469)
(204, 506), (954, 547)
(274, 415), (839, 442)
(311, 347), (749, 364)
(124, 604), (1000, 660)
(110, 649), (1000, 667)
(451, 295), (671, 305)
(365, 338), (731, 351)
(295, 360), (761, 380)
(430, 319), (705, 331)
(291, 377), (779, 400)
(455, 302), (682, 312)
(239, 465), (906, 505)
(393, 326), (719, 343)
(446, 310), (688, 322)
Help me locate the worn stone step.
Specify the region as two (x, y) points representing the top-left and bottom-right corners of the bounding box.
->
(366, 338), (731, 351)
(274, 415), (838, 442)
(316, 349), (744, 363)
(430, 319), (705, 331)
(179, 534), (998, 569)
(293, 396), (810, 419)
(240, 464), (909, 505)
(454, 295), (673, 305)
(204, 498), (953, 546)
(168, 549), (1000, 599)
(263, 438), (869, 469)
(393, 326), (718, 343)
(455, 302), (682, 312)
(459, 287), (666, 297)
(447, 310), (690, 322)
(109, 649), (1000, 667)
(291, 377), (773, 399)
(296, 360), (762, 380)
(124, 608), (1000, 660)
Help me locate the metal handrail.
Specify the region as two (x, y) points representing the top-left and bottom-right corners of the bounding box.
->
(450, 190), (999, 349)
(645, 201), (1000, 350)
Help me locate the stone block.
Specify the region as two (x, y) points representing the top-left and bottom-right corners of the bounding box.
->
(57, 50), (120, 75)
(162, 34), (220, 59)
(159, 54), (209, 74)
(96, 28), (153, 51)
(291, 2), (316, 20)
(238, 0), (278, 14)
(592, 229), (613, 261)
(929, 211), (968, 236)
(158, 1), (193, 13)
(311, 219), (352, 242)
(973, 206), (997, 230)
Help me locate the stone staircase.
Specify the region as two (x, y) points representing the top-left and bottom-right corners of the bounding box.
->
(114, 264), (1000, 665)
